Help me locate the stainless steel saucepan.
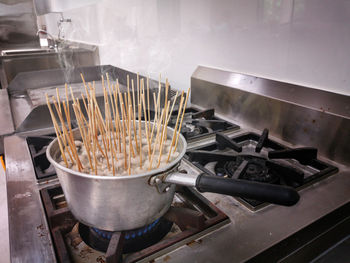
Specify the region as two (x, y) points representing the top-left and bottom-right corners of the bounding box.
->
(47, 123), (299, 231)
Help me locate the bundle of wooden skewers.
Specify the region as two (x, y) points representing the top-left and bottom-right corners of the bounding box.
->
(46, 73), (190, 176)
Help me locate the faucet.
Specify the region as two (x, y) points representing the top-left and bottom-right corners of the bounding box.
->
(57, 14), (72, 41)
(36, 29), (58, 51)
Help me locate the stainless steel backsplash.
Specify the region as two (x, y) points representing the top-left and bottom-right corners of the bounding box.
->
(191, 66), (350, 165)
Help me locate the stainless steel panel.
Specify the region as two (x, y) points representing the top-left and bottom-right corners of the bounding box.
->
(191, 66), (350, 165)
(0, 0), (39, 50)
(33, 0), (98, 16)
(0, 89), (13, 136)
(9, 65), (168, 133)
(5, 135), (56, 263)
(0, 89), (14, 154)
(192, 66), (350, 118)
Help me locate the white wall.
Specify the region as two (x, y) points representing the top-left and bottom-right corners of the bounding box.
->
(43, 0), (350, 95)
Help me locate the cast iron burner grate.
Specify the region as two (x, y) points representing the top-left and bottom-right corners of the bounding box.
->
(40, 185), (228, 263)
(26, 122), (77, 181)
(79, 218), (173, 254)
(26, 135), (57, 180)
(186, 130), (338, 210)
(151, 107), (239, 140)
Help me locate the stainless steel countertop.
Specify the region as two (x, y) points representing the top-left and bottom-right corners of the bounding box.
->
(5, 135), (56, 263)
(0, 157), (10, 263)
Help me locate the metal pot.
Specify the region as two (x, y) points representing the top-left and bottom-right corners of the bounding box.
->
(47, 124), (299, 231)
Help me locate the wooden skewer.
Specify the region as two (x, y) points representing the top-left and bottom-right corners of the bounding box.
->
(105, 87), (116, 175)
(120, 100), (127, 170)
(56, 88), (62, 115)
(167, 91), (178, 123)
(110, 90), (119, 160)
(150, 92), (158, 143)
(147, 76), (150, 134)
(157, 74), (162, 121)
(90, 97), (98, 175)
(141, 91), (151, 161)
(64, 84), (71, 127)
(123, 93), (129, 133)
(138, 103), (142, 168)
(80, 73), (91, 100)
(106, 80), (118, 174)
(137, 73), (140, 104)
(122, 92), (135, 157)
(167, 93), (184, 162)
(126, 75), (130, 111)
(80, 93), (89, 124)
(131, 79), (139, 153)
(46, 94), (68, 167)
(106, 75), (119, 153)
(75, 98), (91, 156)
(151, 77), (162, 141)
(49, 73), (190, 176)
(71, 88), (89, 150)
(86, 95), (107, 160)
(62, 101), (74, 148)
(128, 104), (132, 175)
(89, 82), (106, 132)
(173, 87), (190, 153)
(157, 102), (170, 168)
(52, 96), (83, 171)
(103, 87), (111, 171)
(164, 79), (169, 113)
(72, 103), (93, 171)
(55, 88), (74, 159)
(80, 84), (107, 160)
(159, 99), (169, 151)
(114, 82), (122, 153)
(149, 108), (165, 170)
(89, 83), (108, 159)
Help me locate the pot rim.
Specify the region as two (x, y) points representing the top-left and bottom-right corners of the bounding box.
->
(46, 122), (187, 181)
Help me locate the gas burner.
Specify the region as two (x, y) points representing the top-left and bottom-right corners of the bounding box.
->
(78, 218), (173, 254)
(215, 155), (279, 184)
(187, 130), (338, 210)
(165, 107), (239, 140)
(40, 185), (228, 263)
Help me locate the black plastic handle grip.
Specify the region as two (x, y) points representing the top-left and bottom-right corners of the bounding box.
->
(195, 174), (300, 206)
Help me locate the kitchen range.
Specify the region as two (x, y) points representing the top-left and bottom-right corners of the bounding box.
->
(4, 66), (350, 262)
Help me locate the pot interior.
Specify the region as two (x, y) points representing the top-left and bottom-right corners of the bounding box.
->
(47, 121), (187, 179)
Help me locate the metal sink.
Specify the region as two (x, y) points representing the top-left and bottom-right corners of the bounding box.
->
(0, 42), (99, 89)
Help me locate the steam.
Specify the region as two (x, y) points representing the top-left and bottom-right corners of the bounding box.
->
(57, 41), (75, 84)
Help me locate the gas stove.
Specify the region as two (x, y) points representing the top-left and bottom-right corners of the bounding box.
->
(4, 66), (350, 263)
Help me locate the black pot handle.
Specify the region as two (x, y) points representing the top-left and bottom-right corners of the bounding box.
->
(195, 173), (300, 206)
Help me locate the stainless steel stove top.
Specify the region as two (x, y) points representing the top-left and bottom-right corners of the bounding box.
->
(4, 65), (350, 262)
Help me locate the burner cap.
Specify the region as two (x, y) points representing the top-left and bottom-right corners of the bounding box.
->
(181, 123), (209, 138)
(215, 155), (279, 184)
(78, 217), (173, 254)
